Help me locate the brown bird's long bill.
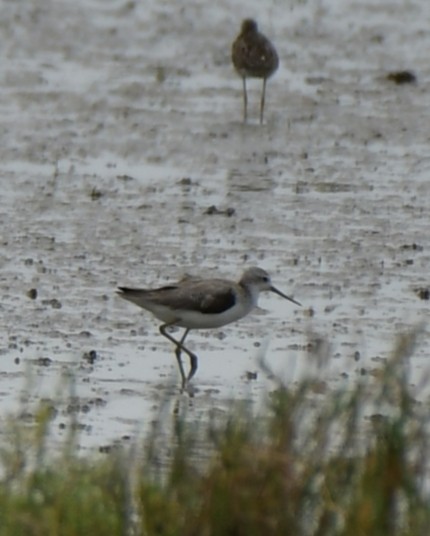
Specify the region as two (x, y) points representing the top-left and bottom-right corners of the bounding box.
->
(270, 286), (301, 307)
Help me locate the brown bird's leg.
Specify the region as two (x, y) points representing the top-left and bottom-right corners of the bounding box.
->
(242, 76), (248, 123)
(159, 324), (198, 387)
(260, 77), (267, 124)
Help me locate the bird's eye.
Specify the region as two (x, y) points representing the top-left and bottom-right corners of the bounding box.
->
(262, 276), (269, 282)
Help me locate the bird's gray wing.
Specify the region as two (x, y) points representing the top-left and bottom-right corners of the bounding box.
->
(145, 279), (237, 314)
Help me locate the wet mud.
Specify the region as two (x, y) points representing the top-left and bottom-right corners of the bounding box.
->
(0, 0), (429, 449)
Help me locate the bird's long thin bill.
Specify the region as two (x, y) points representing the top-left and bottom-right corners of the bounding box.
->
(271, 286), (301, 306)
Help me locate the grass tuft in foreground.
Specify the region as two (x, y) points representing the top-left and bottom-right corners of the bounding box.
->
(0, 330), (429, 535)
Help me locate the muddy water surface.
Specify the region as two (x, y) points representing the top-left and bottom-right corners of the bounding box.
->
(1, 0), (429, 450)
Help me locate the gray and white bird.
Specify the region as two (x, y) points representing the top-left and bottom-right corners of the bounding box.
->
(117, 267), (300, 388)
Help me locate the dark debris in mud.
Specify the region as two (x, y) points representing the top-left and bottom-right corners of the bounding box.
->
(386, 70), (417, 85)
(82, 349), (98, 364)
(415, 288), (429, 301)
(204, 205), (236, 217)
(26, 288), (38, 300)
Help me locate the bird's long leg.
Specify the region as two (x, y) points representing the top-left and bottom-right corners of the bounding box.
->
(159, 324), (198, 387)
(242, 76), (248, 123)
(175, 328), (190, 384)
(260, 77), (267, 124)
(174, 348), (187, 388)
(176, 328), (198, 381)
(175, 328), (198, 383)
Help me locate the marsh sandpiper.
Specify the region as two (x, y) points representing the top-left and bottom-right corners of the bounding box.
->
(232, 19), (279, 124)
(117, 267), (300, 389)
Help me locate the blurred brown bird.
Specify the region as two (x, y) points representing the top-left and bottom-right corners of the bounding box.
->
(232, 19), (279, 124)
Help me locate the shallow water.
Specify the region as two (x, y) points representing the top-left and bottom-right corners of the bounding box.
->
(0, 0), (429, 450)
